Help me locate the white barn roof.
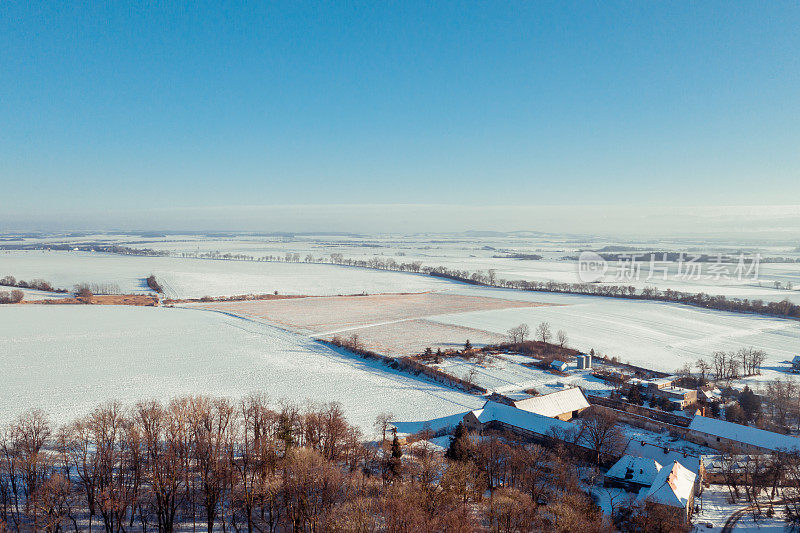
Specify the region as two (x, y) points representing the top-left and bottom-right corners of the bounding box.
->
(606, 455), (662, 486)
(512, 387), (589, 418)
(469, 401), (580, 438)
(689, 415), (800, 452)
(643, 461), (696, 509)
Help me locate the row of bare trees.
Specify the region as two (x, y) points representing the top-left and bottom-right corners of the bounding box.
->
(0, 397), (370, 533)
(1, 276), (66, 293)
(0, 290), (24, 304)
(0, 395), (647, 533)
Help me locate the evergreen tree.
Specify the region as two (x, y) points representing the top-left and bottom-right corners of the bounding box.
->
(435, 348), (442, 364)
(388, 428), (403, 479)
(445, 422), (473, 462)
(627, 384), (643, 406)
(464, 339), (472, 352)
(278, 411), (294, 450)
(739, 386), (761, 420)
(424, 347), (433, 358)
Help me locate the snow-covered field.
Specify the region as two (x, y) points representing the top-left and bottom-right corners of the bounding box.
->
(0, 251), (455, 298)
(0, 305), (483, 434)
(3, 237), (800, 432)
(5, 232), (799, 304)
(429, 287), (800, 386)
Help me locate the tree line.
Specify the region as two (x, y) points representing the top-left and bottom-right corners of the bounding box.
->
(61, 247), (800, 319)
(0, 395), (617, 533)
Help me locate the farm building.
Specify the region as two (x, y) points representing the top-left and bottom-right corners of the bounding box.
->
(462, 401), (573, 436)
(793, 355), (800, 370)
(641, 376), (676, 390)
(650, 385), (698, 409)
(623, 441), (702, 484)
(640, 461), (697, 522)
(605, 455), (662, 492)
(688, 415), (800, 453)
(699, 454), (765, 485)
(550, 359), (568, 372)
(512, 387), (590, 421)
(697, 386), (721, 403)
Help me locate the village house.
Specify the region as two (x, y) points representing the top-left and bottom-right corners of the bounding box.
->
(640, 461), (697, 522)
(550, 359), (568, 372)
(650, 385), (698, 409)
(624, 441), (701, 476)
(463, 400), (576, 439)
(512, 387), (590, 421)
(688, 415), (800, 454)
(641, 376), (676, 390)
(699, 454), (758, 485)
(604, 455), (662, 492)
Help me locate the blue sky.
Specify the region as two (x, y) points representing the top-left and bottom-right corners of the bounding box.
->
(1, 2), (799, 231)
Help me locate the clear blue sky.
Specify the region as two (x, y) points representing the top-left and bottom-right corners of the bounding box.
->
(1, 2), (799, 230)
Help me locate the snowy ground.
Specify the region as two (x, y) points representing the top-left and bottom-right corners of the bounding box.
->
(434, 353), (612, 396)
(0, 250), (455, 298)
(694, 484), (788, 532)
(4, 232), (799, 304)
(428, 286), (800, 388)
(0, 305), (484, 435)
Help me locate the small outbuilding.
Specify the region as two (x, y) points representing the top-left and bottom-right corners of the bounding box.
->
(550, 360), (568, 372)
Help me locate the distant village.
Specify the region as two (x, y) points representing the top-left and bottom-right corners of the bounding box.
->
(398, 333), (800, 531)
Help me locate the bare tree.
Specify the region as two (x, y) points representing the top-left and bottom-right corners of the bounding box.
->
(374, 413), (393, 444)
(557, 330), (568, 349)
(506, 323), (530, 344)
(535, 322), (552, 344)
(579, 407), (625, 465)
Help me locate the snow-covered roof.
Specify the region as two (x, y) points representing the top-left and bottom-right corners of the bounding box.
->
(606, 455), (662, 486)
(469, 401), (579, 438)
(698, 387), (721, 400)
(643, 461), (696, 509)
(624, 441), (701, 474)
(513, 387), (590, 418)
(644, 376), (675, 387)
(660, 386), (694, 395)
(701, 454), (758, 474)
(689, 415), (800, 452)
(550, 360), (568, 370)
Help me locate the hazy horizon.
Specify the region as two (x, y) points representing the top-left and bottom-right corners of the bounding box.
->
(3, 203), (800, 242)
